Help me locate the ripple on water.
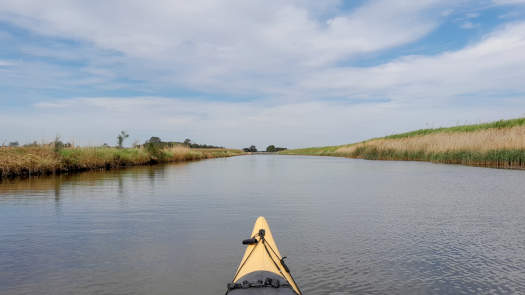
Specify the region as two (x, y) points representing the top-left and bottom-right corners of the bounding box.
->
(1, 156), (525, 295)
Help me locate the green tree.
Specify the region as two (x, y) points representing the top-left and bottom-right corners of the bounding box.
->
(144, 137), (163, 160)
(148, 136), (161, 144)
(117, 131), (129, 148)
(54, 135), (64, 154)
(266, 145), (276, 152)
(23, 141), (38, 147)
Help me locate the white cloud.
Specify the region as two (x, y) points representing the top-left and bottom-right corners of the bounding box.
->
(0, 60), (14, 66)
(1, 1), (525, 147)
(1, 95), (522, 148)
(298, 22), (525, 106)
(441, 9), (455, 17)
(461, 21), (480, 29)
(0, 0), (456, 96)
(493, 0), (525, 4)
(0, 0), (445, 61)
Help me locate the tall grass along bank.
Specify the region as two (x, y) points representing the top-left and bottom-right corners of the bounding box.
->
(281, 118), (525, 169)
(0, 146), (243, 178)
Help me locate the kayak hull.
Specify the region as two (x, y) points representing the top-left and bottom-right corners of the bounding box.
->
(226, 271), (297, 295)
(227, 217), (301, 295)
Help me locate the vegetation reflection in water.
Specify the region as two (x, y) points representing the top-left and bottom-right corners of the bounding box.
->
(0, 163), (177, 197)
(1, 156), (525, 294)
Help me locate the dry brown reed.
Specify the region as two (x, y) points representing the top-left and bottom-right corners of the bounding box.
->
(336, 125), (525, 154)
(0, 146), (60, 177)
(0, 146), (243, 178)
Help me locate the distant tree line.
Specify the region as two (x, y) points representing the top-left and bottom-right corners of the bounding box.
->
(142, 136), (180, 148)
(265, 145), (287, 152)
(183, 138), (223, 149)
(140, 137), (223, 149)
(242, 145), (287, 152)
(243, 145), (258, 152)
(1, 137), (72, 149)
(1, 131), (223, 151)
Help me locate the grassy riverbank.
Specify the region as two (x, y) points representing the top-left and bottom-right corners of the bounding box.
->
(0, 145), (243, 178)
(281, 118), (525, 169)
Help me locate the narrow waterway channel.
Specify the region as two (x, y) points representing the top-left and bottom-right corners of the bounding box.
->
(1, 155), (524, 294)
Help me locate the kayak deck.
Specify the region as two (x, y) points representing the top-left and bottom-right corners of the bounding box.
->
(226, 217), (301, 295)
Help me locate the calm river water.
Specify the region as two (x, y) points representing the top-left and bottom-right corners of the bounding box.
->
(1, 155), (525, 294)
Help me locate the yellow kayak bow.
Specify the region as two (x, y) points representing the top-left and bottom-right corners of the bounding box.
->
(226, 217), (302, 295)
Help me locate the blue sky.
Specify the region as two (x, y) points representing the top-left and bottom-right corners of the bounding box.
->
(1, 0), (525, 148)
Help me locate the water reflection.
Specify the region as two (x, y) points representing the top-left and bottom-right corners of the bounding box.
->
(1, 156), (525, 295)
(0, 163), (175, 197)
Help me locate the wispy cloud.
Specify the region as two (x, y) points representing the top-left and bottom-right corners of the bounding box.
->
(0, 94), (520, 148)
(461, 21), (480, 29)
(493, 0), (525, 5)
(0, 0), (458, 96)
(0, 1), (525, 146)
(299, 22), (525, 105)
(0, 60), (14, 66)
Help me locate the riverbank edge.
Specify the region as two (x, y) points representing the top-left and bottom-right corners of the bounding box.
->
(0, 147), (245, 179)
(280, 118), (525, 170)
(280, 148), (525, 170)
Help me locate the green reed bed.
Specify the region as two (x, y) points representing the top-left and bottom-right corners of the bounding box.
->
(281, 117), (525, 170)
(336, 146), (525, 169)
(383, 118), (525, 139)
(279, 145), (342, 156)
